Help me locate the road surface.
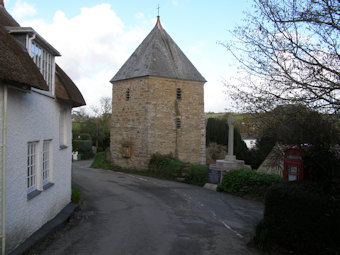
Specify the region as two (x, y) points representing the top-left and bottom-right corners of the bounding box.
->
(37, 160), (264, 255)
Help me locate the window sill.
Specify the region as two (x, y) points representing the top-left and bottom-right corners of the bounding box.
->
(43, 182), (54, 190)
(27, 190), (42, 201)
(59, 145), (68, 150)
(31, 87), (55, 99)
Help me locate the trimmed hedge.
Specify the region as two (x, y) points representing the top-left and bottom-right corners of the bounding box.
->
(148, 153), (187, 179)
(73, 140), (94, 159)
(218, 169), (282, 198)
(256, 181), (339, 254)
(148, 153), (208, 186)
(184, 165), (208, 186)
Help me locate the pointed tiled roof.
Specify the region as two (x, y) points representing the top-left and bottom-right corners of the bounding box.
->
(111, 17), (206, 83)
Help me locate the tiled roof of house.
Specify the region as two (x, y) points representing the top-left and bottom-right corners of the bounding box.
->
(111, 17), (206, 83)
(0, 24), (48, 90)
(55, 64), (86, 107)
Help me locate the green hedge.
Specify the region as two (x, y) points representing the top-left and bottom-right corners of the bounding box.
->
(218, 169), (282, 198)
(148, 153), (208, 185)
(73, 140), (94, 159)
(257, 181), (339, 254)
(184, 165), (208, 186)
(148, 153), (187, 179)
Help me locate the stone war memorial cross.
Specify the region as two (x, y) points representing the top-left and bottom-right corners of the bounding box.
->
(207, 114), (250, 184)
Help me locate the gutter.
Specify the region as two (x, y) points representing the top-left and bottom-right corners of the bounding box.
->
(1, 85), (7, 255)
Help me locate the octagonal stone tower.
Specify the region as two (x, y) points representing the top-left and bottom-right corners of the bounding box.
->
(110, 16), (206, 170)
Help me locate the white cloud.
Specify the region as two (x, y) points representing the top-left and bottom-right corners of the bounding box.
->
(20, 4), (149, 113)
(172, 0), (179, 7)
(11, 0), (36, 20)
(135, 12), (144, 19)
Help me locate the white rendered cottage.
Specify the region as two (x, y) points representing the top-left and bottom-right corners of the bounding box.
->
(0, 3), (85, 254)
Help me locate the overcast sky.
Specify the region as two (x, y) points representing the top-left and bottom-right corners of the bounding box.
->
(4, 0), (252, 113)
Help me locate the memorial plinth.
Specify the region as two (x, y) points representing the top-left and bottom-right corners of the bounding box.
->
(207, 115), (250, 184)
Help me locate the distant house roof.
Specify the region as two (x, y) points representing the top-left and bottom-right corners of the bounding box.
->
(111, 17), (206, 83)
(241, 134), (257, 140)
(0, 24), (48, 90)
(55, 64), (86, 107)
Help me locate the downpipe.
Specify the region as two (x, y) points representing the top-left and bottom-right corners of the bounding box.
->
(1, 85), (7, 255)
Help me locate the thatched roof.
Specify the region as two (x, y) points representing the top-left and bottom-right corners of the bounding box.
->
(55, 64), (86, 107)
(0, 4), (85, 108)
(0, 4), (19, 27)
(111, 17), (206, 83)
(0, 24), (48, 90)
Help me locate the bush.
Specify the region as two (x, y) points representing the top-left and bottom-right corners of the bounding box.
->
(257, 181), (339, 254)
(148, 153), (175, 171)
(149, 154), (188, 179)
(184, 165), (208, 186)
(218, 169), (282, 198)
(73, 140), (94, 159)
(71, 188), (81, 203)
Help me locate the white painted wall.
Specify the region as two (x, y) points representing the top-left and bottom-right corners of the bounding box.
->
(2, 86), (72, 253)
(244, 139), (257, 150)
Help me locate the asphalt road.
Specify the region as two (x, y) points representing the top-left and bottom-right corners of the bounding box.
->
(38, 160), (264, 255)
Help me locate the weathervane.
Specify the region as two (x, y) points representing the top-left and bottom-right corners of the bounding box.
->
(157, 4), (160, 17)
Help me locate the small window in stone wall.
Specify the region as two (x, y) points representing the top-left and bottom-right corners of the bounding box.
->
(176, 88), (182, 100)
(122, 145), (132, 158)
(126, 88), (130, 101)
(176, 118), (181, 129)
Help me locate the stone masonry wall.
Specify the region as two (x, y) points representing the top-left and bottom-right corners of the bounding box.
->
(147, 77), (206, 165)
(111, 76), (206, 170)
(111, 77), (149, 169)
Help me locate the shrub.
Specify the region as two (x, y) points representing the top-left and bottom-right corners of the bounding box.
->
(218, 169), (282, 198)
(148, 153), (175, 171)
(74, 140), (94, 159)
(91, 152), (108, 169)
(71, 188), (81, 203)
(149, 154), (188, 179)
(184, 165), (208, 186)
(258, 181), (339, 254)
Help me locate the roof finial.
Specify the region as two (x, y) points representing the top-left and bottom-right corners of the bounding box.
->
(155, 4), (162, 29)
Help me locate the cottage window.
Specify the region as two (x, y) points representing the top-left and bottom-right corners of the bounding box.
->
(27, 141), (38, 194)
(126, 88), (130, 101)
(176, 88), (182, 100)
(42, 140), (52, 186)
(31, 41), (54, 90)
(176, 118), (181, 129)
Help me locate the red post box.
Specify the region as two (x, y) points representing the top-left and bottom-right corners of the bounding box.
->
(283, 146), (305, 182)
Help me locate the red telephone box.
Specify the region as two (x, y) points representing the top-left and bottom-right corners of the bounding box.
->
(283, 147), (305, 182)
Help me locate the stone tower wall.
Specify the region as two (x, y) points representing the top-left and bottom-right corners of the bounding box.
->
(111, 77), (149, 169)
(110, 76), (206, 170)
(147, 77), (206, 165)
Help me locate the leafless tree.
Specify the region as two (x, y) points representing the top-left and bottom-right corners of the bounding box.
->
(91, 96), (112, 118)
(223, 0), (340, 114)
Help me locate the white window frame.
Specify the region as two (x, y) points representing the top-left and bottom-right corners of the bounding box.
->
(31, 41), (54, 90)
(42, 140), (52, 186)
(27, 141), (39, 194)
